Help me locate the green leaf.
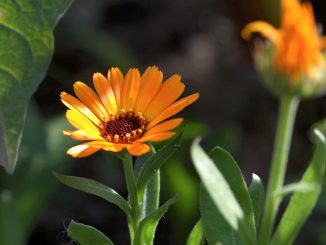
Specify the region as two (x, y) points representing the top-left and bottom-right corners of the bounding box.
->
(270, 129), (326, 245)
(248, 174), (265, 231)
(134, 195), (178, 245)
(273, 182), (316, 198)
(0, 0), (72, 173)
(191, 140), (243, 230)
(54, 172), (131, 215)
(140, 171), (160, 218)
(200, 186), (243, 245)
(186, 219), (204, 245)
(137, 133), (182, 198)
(209, 146), (256, 233)
(68, 220), (114, 245)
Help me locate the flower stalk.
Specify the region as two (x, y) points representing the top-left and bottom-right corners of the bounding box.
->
(258, 94), (299, 244)
(123, 154), (141, 243)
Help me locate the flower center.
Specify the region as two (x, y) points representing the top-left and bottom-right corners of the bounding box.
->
(100, 109), (147, 144)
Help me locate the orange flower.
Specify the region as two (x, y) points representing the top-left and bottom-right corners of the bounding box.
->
(242, 0), (326, 91)
(61, 67), (199, 157)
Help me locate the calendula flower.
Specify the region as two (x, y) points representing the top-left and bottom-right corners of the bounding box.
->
(241, 0), (326, 97)
(61, 67), (199, 157)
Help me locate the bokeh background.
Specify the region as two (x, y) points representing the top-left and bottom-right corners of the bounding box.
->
(1, 0), (326, 244)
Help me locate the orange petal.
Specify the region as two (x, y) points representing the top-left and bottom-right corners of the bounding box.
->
(147, 93), (199, 129)
(319, 36), (326, 49)
(134, 66), (163, 113)
(67, 144), (101, 158)
(241, 21), (281, 45)
(63, 130), (100, 140)
(127, 143), (151, 156)
(60, 92), (101, 126)
(144, 74), (185, 121)
(145, 118), (183, 135)
(66, 109), (102, 139)
(136, 132), (176, 143)
(108, 67), (124, 110)
(121, 68), (141, 110)
(73, 81), (109, 120)
(87, 141), (125, 152)
(93, 73), (118, 114)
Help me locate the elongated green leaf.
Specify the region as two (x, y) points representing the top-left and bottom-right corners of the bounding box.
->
(209, 146), (256, 233)
(200, 186), (243, 245)
(271, 129), (326, 245)
(0, 0), (72, 173)
(68, 220), (114, 245)
(54, 172), (131, 215)
(273, 182), (316, 198)
(191, 140), (243, 230)
(141, 171), (160, 218)
(137, 133), (182, 198)
(248, 174), (265, 230)
(134, 195), (178, 245)
(186, 219), (204, 245)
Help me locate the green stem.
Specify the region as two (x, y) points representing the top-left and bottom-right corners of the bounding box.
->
(123, 154), (140, 244)
(258, 95), (299, 245)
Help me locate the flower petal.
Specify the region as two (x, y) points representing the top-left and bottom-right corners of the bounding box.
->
(108, 67), (124, 110)
(144, 74), (185, 121)
(134, 66), (163, 113)
(63, 130), (99, 140)
(137, 132), (176, 143)
(87, 141), (125, 152)
(241, 21), (281, 45)
(73, 81), (109, 119)
(60, 92), (101, 126)
(145, 118), (183, 135)
(121, 68), (141, 110)
(67, 144), (101, 158)
(93, 72), (118, 114)
(127, 143), (151, 156)
(147, 93), (199, 129)
(65, 109), (102, 139)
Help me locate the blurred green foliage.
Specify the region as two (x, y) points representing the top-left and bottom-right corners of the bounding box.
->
(0, 102), (74, 244)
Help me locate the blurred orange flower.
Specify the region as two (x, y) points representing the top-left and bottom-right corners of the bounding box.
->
(61, 67), (199, 157)
(242, 0), (326, 82)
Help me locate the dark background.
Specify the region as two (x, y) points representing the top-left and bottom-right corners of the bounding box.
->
(3, 0), (326, 244)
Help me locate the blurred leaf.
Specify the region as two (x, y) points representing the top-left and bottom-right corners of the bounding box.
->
(56, 24), (137, 71)
(248, 174), (265, 230)
(191, 140), (243, 230)
(186, 219), (204, 245)
(134, 195), (178, 245)
(0, 190), (24, 245)
(137, 133), (182, 199)
(54, 172), (131, 215)
(0, 102), (74, 242)
(165, 159), (199, 223)
(271, 129), (326, 245)
(273, 182), (316, 198)
(0, 0), (72, 173)
(68, 220), (114, 245)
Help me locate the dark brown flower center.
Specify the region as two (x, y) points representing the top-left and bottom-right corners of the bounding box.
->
(100, 110), (147, 144)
